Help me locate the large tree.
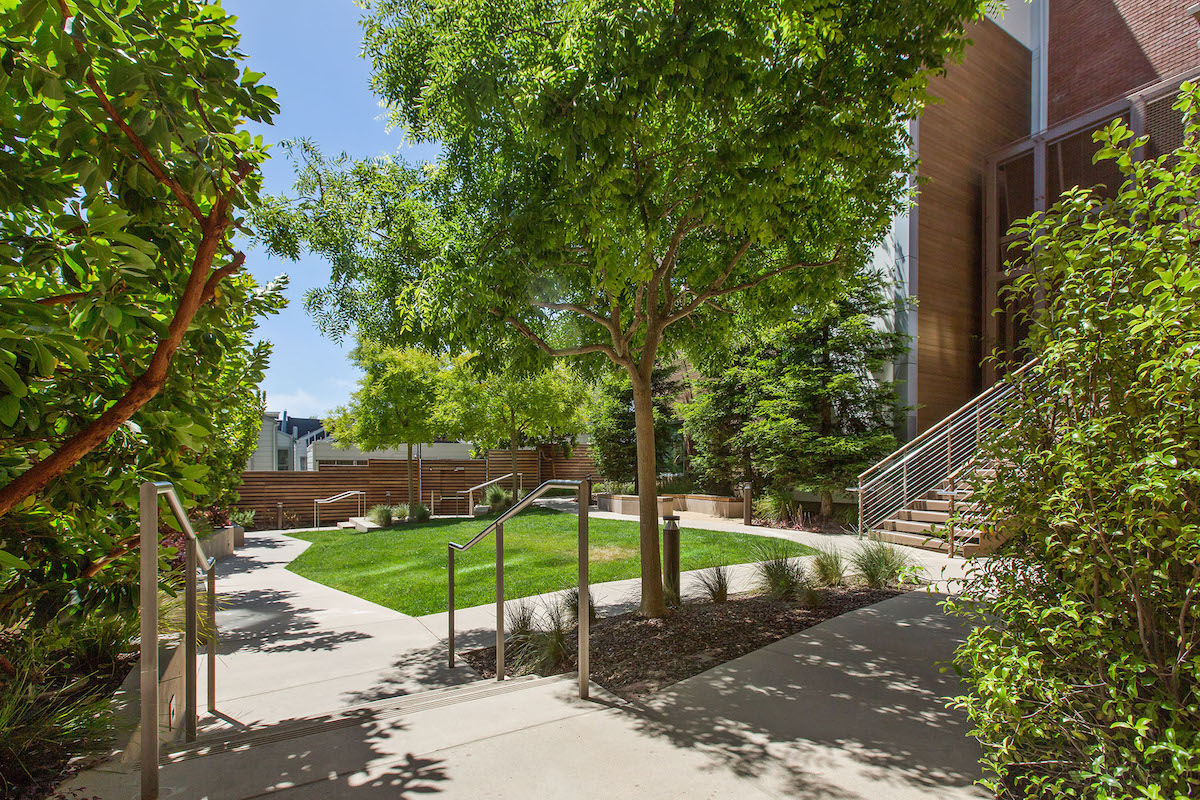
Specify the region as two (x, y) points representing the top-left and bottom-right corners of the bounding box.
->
(262, 0), (983, 615)
(0, 0), (279, 519)
(325, 343), (444, 516)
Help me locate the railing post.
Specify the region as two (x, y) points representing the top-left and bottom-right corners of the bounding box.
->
(857, 481), (865, 537)
(139, 482), (159, 800)
(495, 521), (505, 681)
(448, 546), (456, 668)
(577, 480), (590, 700)
(902, 461), (908, 505)
(948, 441), (957, 558)
(206, 566), (217, 714)
(184, 543), (197, 742)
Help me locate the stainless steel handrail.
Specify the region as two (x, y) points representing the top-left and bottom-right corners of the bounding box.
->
(856, 359), (1039, 549)
(313, 490), (366, 528)
(460, 472), (523, 513)
(447, 478), (592, 700)
(139, 481), (218, 800)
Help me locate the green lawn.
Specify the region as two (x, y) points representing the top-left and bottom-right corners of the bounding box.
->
(285, 507), (809, 616)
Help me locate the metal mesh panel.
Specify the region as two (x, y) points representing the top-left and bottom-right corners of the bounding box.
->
(1145, 92), (1186, 165)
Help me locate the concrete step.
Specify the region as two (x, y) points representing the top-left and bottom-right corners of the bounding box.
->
(881, 518), (983, 539)
(336, 521), (357, 530)
(913, 498), (980, 513)
(871, 529), (985, 557)
(896, 508), (951, 524)
(347, 516), (381, 533)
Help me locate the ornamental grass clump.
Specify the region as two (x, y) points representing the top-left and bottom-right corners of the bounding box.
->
(485, 484), (514, 513)
(559, 586), (597, 626)
(851, 540), (916, 589)
(945, 90), (1200, 798)
(810, 545), (847, 587)
(367, 504), (394, 526)
(512, 601), (572, 676)
(692, 565), (730, 603)
(754, 541), (816, 606)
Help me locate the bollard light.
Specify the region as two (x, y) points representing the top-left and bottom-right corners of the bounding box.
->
(662, 514), (681, 606)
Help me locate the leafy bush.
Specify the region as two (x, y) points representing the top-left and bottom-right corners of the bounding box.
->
(230, 509), (257, 529)
(410, 503), (431, 523)
(692, 565), (729, 603)
(851, 540), (916, 589)
(595, 480), (635, 495)
(559, 586), (597, 626)
(367, 504), (394, 526)
(947, 91), (1200, 798)
(810, 545), (847, 587)
(753, 490), (800, 525)
(754, 541), (815, 605)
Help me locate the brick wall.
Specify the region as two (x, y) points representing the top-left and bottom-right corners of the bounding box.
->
(1049, 0), (1200, 125)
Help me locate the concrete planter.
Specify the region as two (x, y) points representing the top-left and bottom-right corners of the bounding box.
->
(595, 494), (676, 516)
(672, 494), (745, 519)
(199, 526), (236, 562)
(231, 524), (245, 548)
(114, 641), (189, 766)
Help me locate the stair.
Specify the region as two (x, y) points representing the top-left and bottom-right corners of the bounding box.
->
(871, 469), (1003, 557)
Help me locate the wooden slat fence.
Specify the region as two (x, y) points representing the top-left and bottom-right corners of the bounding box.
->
(235, 447), (598, 527)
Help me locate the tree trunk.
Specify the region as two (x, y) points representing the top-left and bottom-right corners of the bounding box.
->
(820, 489), (834, 519)
(630, 369), (666, 617)
(406, 442), (414, 519)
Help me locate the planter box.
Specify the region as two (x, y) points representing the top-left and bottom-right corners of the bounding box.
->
(595, 494), (678, 516)
(231, 524), (244, 548)
(672, 494), (745, 519)
(199, 526), (235, 562)
(114, 641), (189, 766)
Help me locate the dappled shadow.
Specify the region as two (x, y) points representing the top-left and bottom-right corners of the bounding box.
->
(624, 592), (987, 799)
(213, 586), (374, 655)
(157, 704), (452, 798)
(339, 639), (481, 706)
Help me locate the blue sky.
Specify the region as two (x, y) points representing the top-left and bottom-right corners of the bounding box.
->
(226, 0), (440, 418)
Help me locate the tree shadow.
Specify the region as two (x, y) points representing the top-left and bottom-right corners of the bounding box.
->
(339, 640), (481, 706)
(623, 592), (988, 799)
(212, 586), (375, 655)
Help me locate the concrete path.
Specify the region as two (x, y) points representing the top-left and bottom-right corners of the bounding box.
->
(195, 530), (479, 731)
(64, 591), (985, 799)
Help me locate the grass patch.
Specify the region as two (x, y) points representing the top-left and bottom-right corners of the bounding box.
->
(286, 507), (813, 616)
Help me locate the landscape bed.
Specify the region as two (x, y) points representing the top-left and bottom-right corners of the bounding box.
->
(464, 587), (904, 698)
(285, 507), (812, 616)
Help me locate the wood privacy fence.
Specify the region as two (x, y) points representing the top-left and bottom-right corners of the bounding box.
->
(235, 445), (599, 527)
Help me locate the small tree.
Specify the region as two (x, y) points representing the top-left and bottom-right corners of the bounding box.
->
(947, 90), (1200, 797)
(440, 359), (586, 491)
(326, 344), (443, 516)
(589, 368), (682, 490)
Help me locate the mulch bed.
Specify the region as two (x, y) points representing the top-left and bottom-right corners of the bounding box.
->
(463, 587), (903, 699)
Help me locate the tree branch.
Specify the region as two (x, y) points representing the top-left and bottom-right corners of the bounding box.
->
(503, 315), (620, 362)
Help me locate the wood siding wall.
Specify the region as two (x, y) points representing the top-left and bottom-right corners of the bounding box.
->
(235, 446), (599, 526)
(915, 19), (1031, 431)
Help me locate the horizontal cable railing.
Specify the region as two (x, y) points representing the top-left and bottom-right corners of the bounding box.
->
(857, 360), (1038, 541)
(139, 481), (217, 800)
(448, 478), (592, 700)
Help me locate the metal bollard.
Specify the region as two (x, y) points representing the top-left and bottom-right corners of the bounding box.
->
(662, 514), (681, 605)
(276, 502), (283, 530)
(743, 482), (753, 526)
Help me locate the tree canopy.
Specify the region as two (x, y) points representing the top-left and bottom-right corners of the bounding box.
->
(260, 0), (985, 614)
(0, 0), (282, 618)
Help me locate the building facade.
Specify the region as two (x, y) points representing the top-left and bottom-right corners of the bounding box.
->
(884, 0), (1200, 438)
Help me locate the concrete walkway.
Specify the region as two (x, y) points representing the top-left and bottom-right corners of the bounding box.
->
(62, 515), (987, 799)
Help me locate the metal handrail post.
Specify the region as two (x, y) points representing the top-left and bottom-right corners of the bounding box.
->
(495, 522), (505, 681)
(448, 546), (456, 668)
(139, 482), (159, 800)
(184, 544), (197, 741)
(577, 480), (590, 700)
(206, 565), (217, 714)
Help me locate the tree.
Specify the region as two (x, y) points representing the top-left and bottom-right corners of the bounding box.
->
(947, 92), (1200, 797)
(685, 270), (906, 516)
(589, 367), (682, 489)
(262, 0), (984, 615)
(325, 344), (444, 516)
(0, 0), (279, 519)
(440, 359), (587, 492)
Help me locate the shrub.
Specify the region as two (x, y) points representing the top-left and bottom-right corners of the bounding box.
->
(754, 540), (815, 605)
(595, 479), (634, 495)
(851, 540), (916, 589)
(230, 509), (257, 529)
(410, 503), (431, 523)
(692, 565), (729, 603)
(810, 545), (847, 587)
(947, 92), (1200, 798)
(367, 504), (394, 526)
(559, 586), (597, 626)
(0, 628), (120, 795)
(505, 599), (538, 646)
(485, 484), (514, 513)
(512, 601), (572, 675)
(390, 504), (410, 522)
(753, 490), (799, 525)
